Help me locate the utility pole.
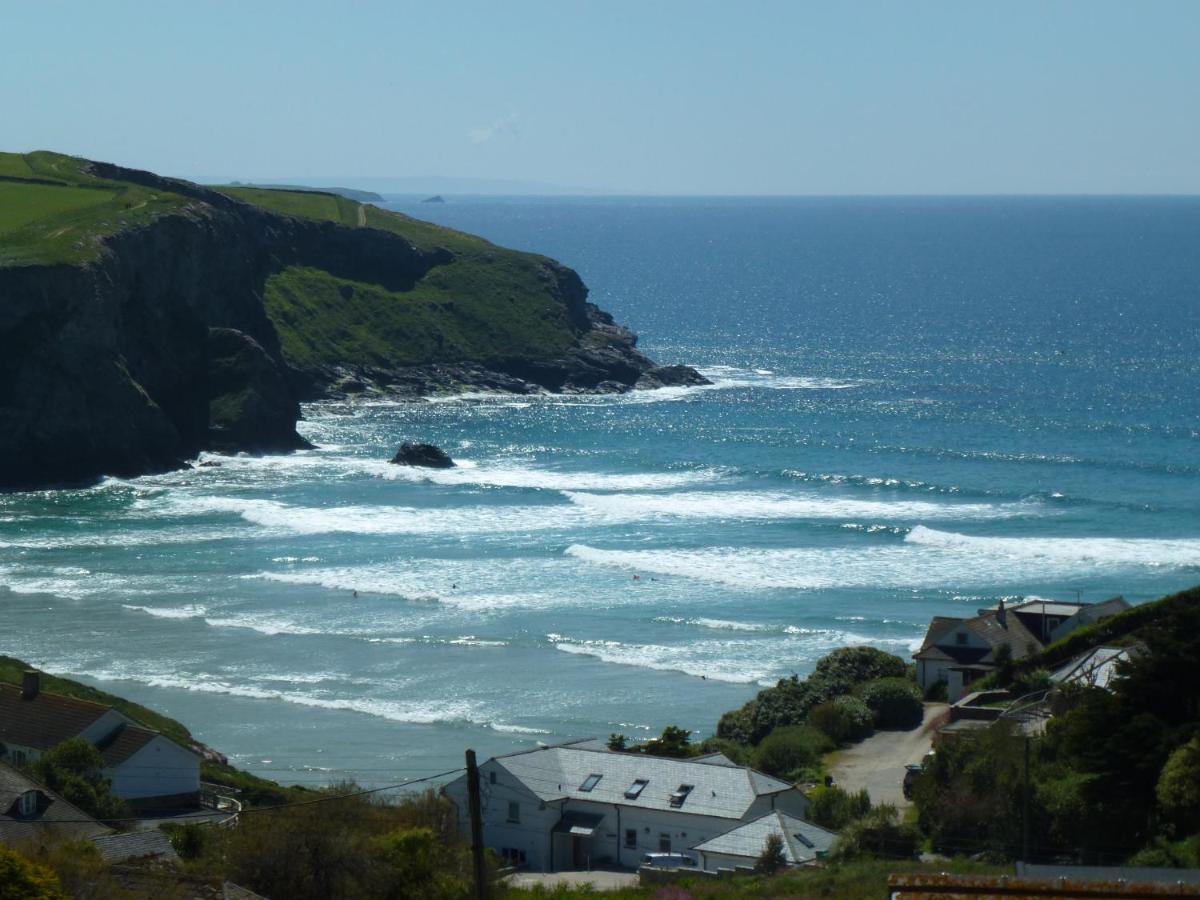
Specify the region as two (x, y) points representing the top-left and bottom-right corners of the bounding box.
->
(466, 749), (488, 900)
(1022, 735), (1031, 862)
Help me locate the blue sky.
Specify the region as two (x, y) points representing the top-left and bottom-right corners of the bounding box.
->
(3, 1), (1198, 194)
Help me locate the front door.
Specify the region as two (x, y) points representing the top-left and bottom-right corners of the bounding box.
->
(572, 835), (588, 868)
(659, 834), (671, 853)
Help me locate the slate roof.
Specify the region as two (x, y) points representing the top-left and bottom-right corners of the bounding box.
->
(0, 760), (111, 843)
(692, 811), (836, 864)
(92, 828), (180, 864)
(96, 722), (160, 766)
(492, 741), (796, 820)
(914, 609), (1043, 665)
(0, 682), (115, 751)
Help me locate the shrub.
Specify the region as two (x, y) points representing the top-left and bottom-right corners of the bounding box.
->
(0, 846), (65, 900)
(857, 677), (924, 730)
(924, 679), (949, 702)
(831, 805), (918, 860)
(718, 647), (908, 745)
(808, 696), (875, 744)
(754, 725), (834, 779)
(694, 736), (751, 766)
(755, 832), (788, 874)
(1158, 737), (1200, 834)
(807, 785), (872, 830)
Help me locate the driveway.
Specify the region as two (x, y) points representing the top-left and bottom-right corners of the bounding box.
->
(503, 869), (639, 891)
(827, 702), (948, 808)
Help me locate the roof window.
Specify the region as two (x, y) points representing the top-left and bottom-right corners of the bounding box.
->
(18, 790), (38, 817)
(579, 773), (602, 792)
(794, 831), (814, 848)
(625, 778), (649, 799)
(669, 784), (694, 808)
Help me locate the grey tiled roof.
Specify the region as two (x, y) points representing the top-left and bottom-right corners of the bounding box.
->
(0, 760), (111, 843)
(692, 811), (836, 864)
(493, 741), (795, 820)
(92, 828), (179, 863)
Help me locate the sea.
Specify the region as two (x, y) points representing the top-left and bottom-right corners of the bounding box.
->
(1, 196), (1198, 788)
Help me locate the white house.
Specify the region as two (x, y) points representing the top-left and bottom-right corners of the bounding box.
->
(443, 739), (811, 872)
(913, 597), (1129, 702)
(692, 810), (836, 871)
(0, 673), (201, 807)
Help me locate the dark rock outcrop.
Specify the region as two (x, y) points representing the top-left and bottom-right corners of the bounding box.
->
(635, 364), (712, 390)
(390, 442), (455, 468)
(206, 328), (311, 453)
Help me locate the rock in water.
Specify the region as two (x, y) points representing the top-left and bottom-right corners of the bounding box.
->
(634, 365), (712, 390)
(390, 442), (455, 468)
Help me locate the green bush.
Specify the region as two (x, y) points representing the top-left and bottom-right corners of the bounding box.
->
(924, 679), (949, 702)
(831, 805), (918, 861)
(753, 725), (834, 779)
(857, 677), (924, 730)
(30, 738), (127, 821)
(718, 647), (908, 745)
(0, 846), (66, 900)
(808, 696), (875, 744)
(1158, 737), (1200, 834)
(807, 785), (872, 830)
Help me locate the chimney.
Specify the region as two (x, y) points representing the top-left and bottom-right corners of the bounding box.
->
(997, 598), (1007, 628)
(21, 671), (40, 700)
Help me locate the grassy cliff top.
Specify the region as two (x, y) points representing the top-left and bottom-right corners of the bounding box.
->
(216, 185), (579, 368)
(0, 151), (188, 267)
(1, 152), (583, 371)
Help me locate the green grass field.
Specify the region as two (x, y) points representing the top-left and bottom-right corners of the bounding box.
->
(0, 150), (186, 266)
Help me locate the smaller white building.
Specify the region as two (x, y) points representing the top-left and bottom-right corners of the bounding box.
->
(0, 674), (200, 807)
(692, 810), (836, 871)
(443, 739), (812, 872)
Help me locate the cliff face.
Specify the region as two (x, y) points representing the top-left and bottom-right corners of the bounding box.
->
(0, 158), (704, 489)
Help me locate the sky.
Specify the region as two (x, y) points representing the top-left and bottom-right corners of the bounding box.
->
(3, 1), (1199, 194)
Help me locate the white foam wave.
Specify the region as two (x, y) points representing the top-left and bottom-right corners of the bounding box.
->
(123, 604), (207, 620)
(653, 616), (771, 632)
(373, 461), (722, 492)
(905, 526), (1200, 567)
(80, 668), (547, 735)
(563, 490), (1029, 522)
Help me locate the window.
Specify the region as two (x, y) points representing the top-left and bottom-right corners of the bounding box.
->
(624, 828), (637, 849)
(10, 750), (27, 767)
(658, 834), (671, 853)
(489, 771), (496, 785)
(625, 778), (649, 799)
(507, 801), (520, 823)
(18, 791), (38, 817)
(955, 632), (968, 645)
(794, 831), (814, 849)
(669, 784), (694, 808)
(578, 773), (602, 792)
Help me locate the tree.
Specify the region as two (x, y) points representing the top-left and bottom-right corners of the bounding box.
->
(1158, 737), (1200, 835)
(640, 726), (693, 758)
(755, 832), (788, 874)
(30, 738), (126, 821)
(606, 733), (627, 752)
(808, 696), (874, 744)
(0, 846), (66, 900)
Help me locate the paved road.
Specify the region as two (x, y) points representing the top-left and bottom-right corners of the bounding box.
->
(828, 702), (948, 808)
(503, 869), (639, 891)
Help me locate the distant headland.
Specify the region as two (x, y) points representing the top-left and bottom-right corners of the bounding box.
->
(0, 151), (707, 489)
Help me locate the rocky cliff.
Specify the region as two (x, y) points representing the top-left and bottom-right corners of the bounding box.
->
(0, 154), (705, 489)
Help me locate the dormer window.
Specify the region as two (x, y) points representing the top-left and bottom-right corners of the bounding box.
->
(578, 773), (602, 792)
(625, 779), (648, 799)
(955, 632), (968, 645)
(669, 784), (694, 808)
(18, 790), (38, 817)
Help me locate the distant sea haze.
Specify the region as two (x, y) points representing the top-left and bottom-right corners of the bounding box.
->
(1, 195), (1197, 785)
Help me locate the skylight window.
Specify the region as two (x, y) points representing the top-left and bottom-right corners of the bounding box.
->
(669, 784), (695, 808)
(625, 778), (649, 799)
(579, 773), (602, 792)
(794, 832), (814, 848)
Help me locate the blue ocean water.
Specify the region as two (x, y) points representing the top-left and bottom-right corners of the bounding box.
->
(1, 196), (1197, 786)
